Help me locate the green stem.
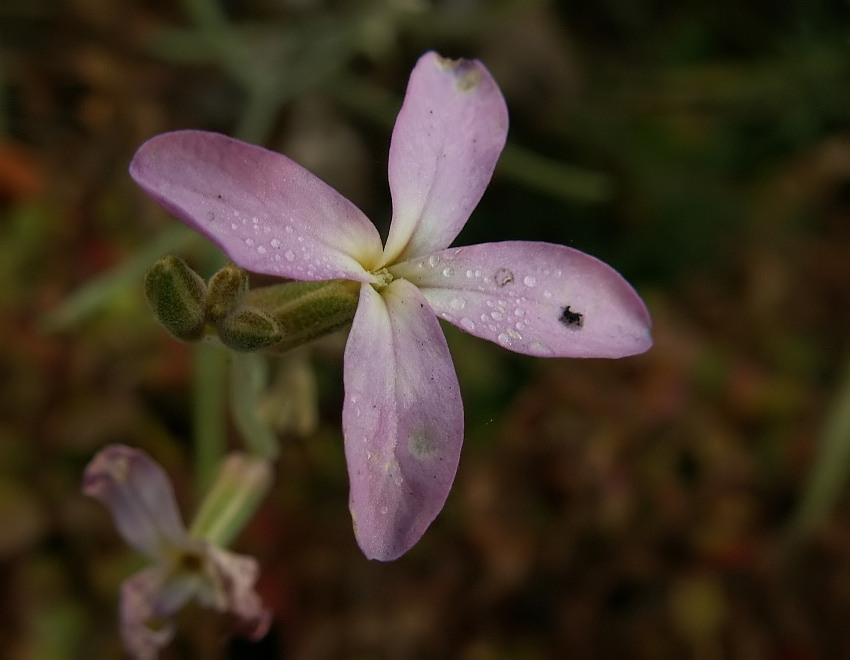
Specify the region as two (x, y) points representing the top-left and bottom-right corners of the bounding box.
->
(230, 352), (279, 460)
(193, 342), (229, 499)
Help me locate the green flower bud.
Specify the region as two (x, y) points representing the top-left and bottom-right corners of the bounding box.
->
(206, 263), (249, 323)
(244, 279), (360, 354)
(218, 307), (284, 351)
(144, 256), (207, 341)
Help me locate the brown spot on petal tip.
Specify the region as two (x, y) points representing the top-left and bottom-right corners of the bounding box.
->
(436, 56), (481, 91)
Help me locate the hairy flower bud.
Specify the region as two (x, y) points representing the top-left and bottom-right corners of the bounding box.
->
(144, 256), (207, 341)
(206, 263), (249, 323)
(218, 307), (284, 351)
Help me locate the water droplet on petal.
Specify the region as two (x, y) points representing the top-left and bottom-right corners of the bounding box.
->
(285, 225), (294, 234)
(442, 267), (454, 277)
(244, 238), (254, 247)
(284, 250), (295, 261)
(449, 297), (466, 311)
(428, 254), (440, 268)
(460, 318), (475, 332)
(523, 275), (537, 287)
(490, 311), (504, 321)
(497, 333), (511, 346)
(257, 245), (267, 254)
(529, 341), (553, 356)
(270, 239), (281, 249)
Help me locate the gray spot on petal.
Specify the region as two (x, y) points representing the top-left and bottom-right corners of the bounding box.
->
(494, 267), (514, 287)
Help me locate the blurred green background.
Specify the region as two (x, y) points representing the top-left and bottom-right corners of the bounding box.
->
(2, 0), (850, 657)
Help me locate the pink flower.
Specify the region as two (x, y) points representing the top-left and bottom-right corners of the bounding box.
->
(83, 445), (270, 659)
(129, 52), (652, 560)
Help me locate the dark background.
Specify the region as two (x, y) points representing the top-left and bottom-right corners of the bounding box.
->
(2, 0), (850, 657)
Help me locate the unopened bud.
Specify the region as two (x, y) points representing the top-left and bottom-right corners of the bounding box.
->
(218, 307), (284, 351)
(244, 279), (360, 353)
(144, 256), (207, 341)
(206, 263), (249, 323)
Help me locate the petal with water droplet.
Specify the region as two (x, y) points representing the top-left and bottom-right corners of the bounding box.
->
(130, 131), (382, 283)
(381, 52), (509, 265)
(391, 241), (652, 358)
(342, 280), (463, 560)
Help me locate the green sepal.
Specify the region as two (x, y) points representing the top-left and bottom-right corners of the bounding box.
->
(188, 453), (272, 547)
(206, 263), (249, 323)
(143, 256), (207, 341)
(244, 279), (361, 353)
(218, 307), (284, 351)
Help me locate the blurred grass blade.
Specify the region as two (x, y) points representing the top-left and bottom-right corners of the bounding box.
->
(499, 143), (614, 204)
(43, 225), (198, 331)
(786, 354), (850, 545)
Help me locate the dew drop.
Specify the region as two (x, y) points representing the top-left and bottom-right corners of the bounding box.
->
(460, 318), (475, 332)
(523, 275), (537, 287)
(516, 321), (527, 331)
(284, 250), (295, 261)
(428, 254), (440, 268)
(449, 297), (466, 311)
(465, 269), (475, 279)
(514, 308), (525, 317)
(270, 239), (281, 249)
(285, 225), (294, 234)
(442, 267), (454, 277)
(490, 311), (504, 321)
(257, 245), (267, 254)
(529, 341), (553, 356)
(244, 238), (254, 247)
(230, 223), (238, 230)
(497, 333), (511, 346)
(543, 290), (553, 299)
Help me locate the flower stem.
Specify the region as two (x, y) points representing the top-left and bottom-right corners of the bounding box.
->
(193, 342), (229, 498)
(230, 352), (279, 461)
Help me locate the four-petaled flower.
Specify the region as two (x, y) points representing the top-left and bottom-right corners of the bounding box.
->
(129, 51), (652, 560)
(83, 445), (271, 659)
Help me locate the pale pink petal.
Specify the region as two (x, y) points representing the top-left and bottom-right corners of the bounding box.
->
(204, 545), (272, 640)
(83, 445), (187, 559)
(130, 131), (382, 282)
(342, 280), (463, 560)
(120, 567), (179, 660)
(381, 52), (509, 265)
(390, 242), (652, 358)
